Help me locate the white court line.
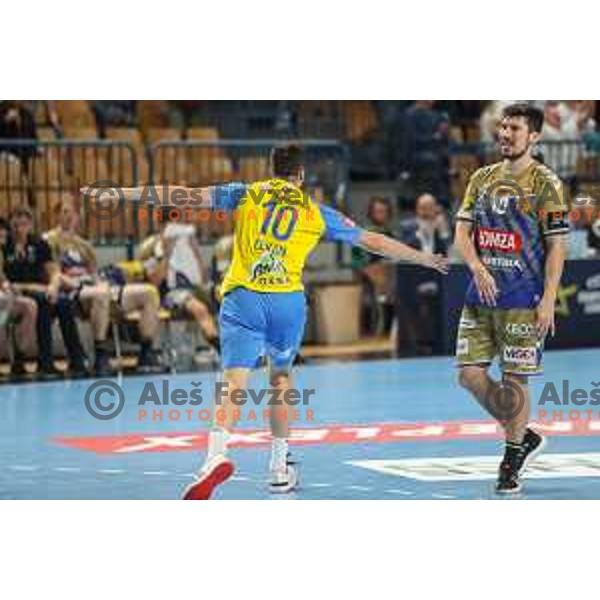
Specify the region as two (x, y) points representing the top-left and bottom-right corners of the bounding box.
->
(9, 465), (39, 471)
(384, 489), (414, 496)
(53, 467), (82, 473)
(345, 485), (372, 492)
(97, 469), (127, 475)
(431, 493), (456, 499)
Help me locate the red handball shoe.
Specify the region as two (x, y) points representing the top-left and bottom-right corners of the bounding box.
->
(182, 456), (235, 500)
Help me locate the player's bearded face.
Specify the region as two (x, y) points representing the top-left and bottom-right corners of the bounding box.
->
(498, 116), (534, 160)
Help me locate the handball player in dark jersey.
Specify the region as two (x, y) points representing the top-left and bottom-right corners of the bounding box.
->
(454, 103), (568, 494)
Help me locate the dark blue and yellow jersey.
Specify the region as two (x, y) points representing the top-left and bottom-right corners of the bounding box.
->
(457, 160), (569, 308)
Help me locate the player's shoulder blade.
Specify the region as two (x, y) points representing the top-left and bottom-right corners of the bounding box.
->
(533, 161), (561, 186)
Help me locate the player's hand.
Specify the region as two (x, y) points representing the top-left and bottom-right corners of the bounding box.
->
(536, 296), (556, 338)
(421, 253), (449, 274)
(473, 263), (498, 306)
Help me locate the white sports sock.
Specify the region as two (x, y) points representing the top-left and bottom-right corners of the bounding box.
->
(270, 437), (288, 473)
(206, 428), (229, 462)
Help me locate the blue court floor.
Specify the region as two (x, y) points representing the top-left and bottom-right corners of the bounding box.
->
(0, 348), (599, 499)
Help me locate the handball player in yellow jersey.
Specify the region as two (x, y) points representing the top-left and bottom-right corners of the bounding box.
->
(85, 145), (448, 499)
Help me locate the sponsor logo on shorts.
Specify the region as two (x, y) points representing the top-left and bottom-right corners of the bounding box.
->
(477, 227), (522, 253)
(503, 345), (538, 365)
(349, 453), (600, 481)
(459, 317), (478, 330)
(505, 322), (536, 337)
(456, 338), (469, 355)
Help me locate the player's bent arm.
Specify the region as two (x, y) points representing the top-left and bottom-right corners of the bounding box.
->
(357, 230), (448, 273)
(542, 235), (567, 303)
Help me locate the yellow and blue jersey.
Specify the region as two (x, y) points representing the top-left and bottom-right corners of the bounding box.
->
(213, 179), (363, 297)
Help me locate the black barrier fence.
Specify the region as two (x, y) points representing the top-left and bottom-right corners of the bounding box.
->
(0, 138), (350, 246)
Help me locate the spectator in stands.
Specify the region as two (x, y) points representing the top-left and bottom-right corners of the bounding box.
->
(138, 208), (220, 356)
(0, 101), (38, 170)
(45, 197), (112, 375)
(1, 206), (88, 378)
(21, 101), (63, 137)
(351, 196), (396, 334)
(398, 193), (451, 255)
(480, 100), (514, 144)
(91, 101), (137, 137)
(392, 101), (450, 206)
(396, 193), (450, 355)
(540, 100), (581, 177)
(569, 192), (600, 258)
(46, 195), (162, 374)
(0, 217), (38, 378)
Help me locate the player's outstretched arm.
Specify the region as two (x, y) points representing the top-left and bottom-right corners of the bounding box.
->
(79, 184), (213, 205)
(357, 230), (449, 274)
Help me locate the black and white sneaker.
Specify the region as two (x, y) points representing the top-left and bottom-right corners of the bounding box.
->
(496, 443), (524, 495)
(269, 464), (298, 494)
(518, 427), (546, 475)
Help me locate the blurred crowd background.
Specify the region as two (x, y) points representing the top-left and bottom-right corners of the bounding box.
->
(0, 100), (598, 380)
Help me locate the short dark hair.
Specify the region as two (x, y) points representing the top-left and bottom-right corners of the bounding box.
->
(367, 196), (392, 218)
(502, 103), (544, 133)
(270, 144), (305, 178)
(11, 206), (34, 222)
(0, 217), (9, 231)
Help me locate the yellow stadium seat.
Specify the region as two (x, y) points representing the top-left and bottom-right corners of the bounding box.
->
(56, 101), (95, 129)
(238, 157), (269, 182)
(187, 127), (219, 140)
(63, 126), (99, 139)
(145, 128), (182, 145)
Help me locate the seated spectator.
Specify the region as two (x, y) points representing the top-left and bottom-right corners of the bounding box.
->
(21, 101), (63, 137)
(91, 101), (137, 137)
(138, 208), (220, 355)
(351, 196), (396, 334)
(398, 193), (451, 255)
(1, 206), (88, 378)
(569, 193), (600, 258)
(0, 101), (38, 171)
(396, 193), (450, 355)
(46, 195), (161, 374)
(0, 217), (38, 378)
(540, 101), (581, 177)
(392, 101), (450, 206)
